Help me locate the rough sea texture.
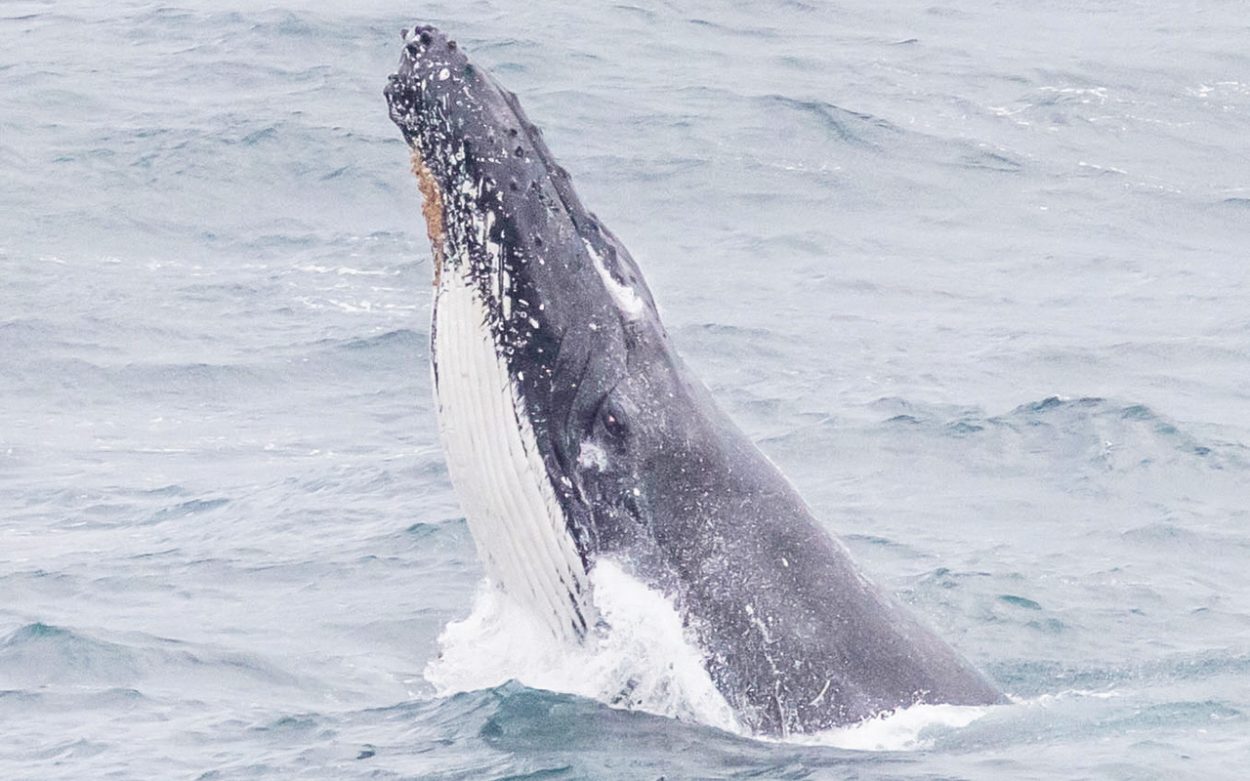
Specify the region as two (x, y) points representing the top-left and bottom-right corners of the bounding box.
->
(3, 1), (1248, 778)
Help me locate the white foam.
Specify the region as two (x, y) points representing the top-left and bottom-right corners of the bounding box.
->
(425, 558), (741, 733)
(789, 701), (991, 751)
(293, 264), (395, 276)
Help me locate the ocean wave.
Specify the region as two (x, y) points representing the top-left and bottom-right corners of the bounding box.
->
(0, 622), (314, 693)
(767, 395), (1245, 474)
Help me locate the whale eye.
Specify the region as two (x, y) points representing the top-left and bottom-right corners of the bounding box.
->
(591, 395), (630, 444)
(600, 409), (628, 440)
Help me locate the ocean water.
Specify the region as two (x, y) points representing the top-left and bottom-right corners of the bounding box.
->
(3, 0), (1249, 778)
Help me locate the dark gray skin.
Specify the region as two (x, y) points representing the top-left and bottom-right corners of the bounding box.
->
(386, 26), (1004, 736)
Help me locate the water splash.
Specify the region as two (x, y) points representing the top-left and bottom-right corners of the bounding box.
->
(425, 558), (740, 733)
(793, 702), (991, 751)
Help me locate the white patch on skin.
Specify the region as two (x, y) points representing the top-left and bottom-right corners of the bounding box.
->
(433, 262), (595, 642)
(577, 442), (609, 471)
(438, 67), (450, 81)
(744, 602), (773, 644)
(584, 240), (645, 319)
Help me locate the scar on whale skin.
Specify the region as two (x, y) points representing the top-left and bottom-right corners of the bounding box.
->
(410, 148), (446, 287)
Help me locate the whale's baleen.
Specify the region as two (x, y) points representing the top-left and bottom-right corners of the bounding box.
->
(385, 25), (1005, 736)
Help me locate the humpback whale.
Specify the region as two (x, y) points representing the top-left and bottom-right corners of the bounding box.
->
(385, 25), (1004, 736)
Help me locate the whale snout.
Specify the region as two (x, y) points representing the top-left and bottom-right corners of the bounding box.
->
(384, 25), (472, 139)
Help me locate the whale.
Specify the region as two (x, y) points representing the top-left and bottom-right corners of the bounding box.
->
(385, 25), (1004, 736)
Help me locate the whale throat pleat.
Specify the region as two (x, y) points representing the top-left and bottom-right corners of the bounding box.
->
(432, 264), (595, 642)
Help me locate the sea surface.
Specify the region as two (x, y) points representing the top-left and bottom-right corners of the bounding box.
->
(3, 1), (1249, 778)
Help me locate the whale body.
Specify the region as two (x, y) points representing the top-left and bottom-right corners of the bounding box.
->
(385, 25), (1004, 735)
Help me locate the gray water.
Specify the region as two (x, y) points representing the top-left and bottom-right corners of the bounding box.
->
(3, 0), (1249, 778)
